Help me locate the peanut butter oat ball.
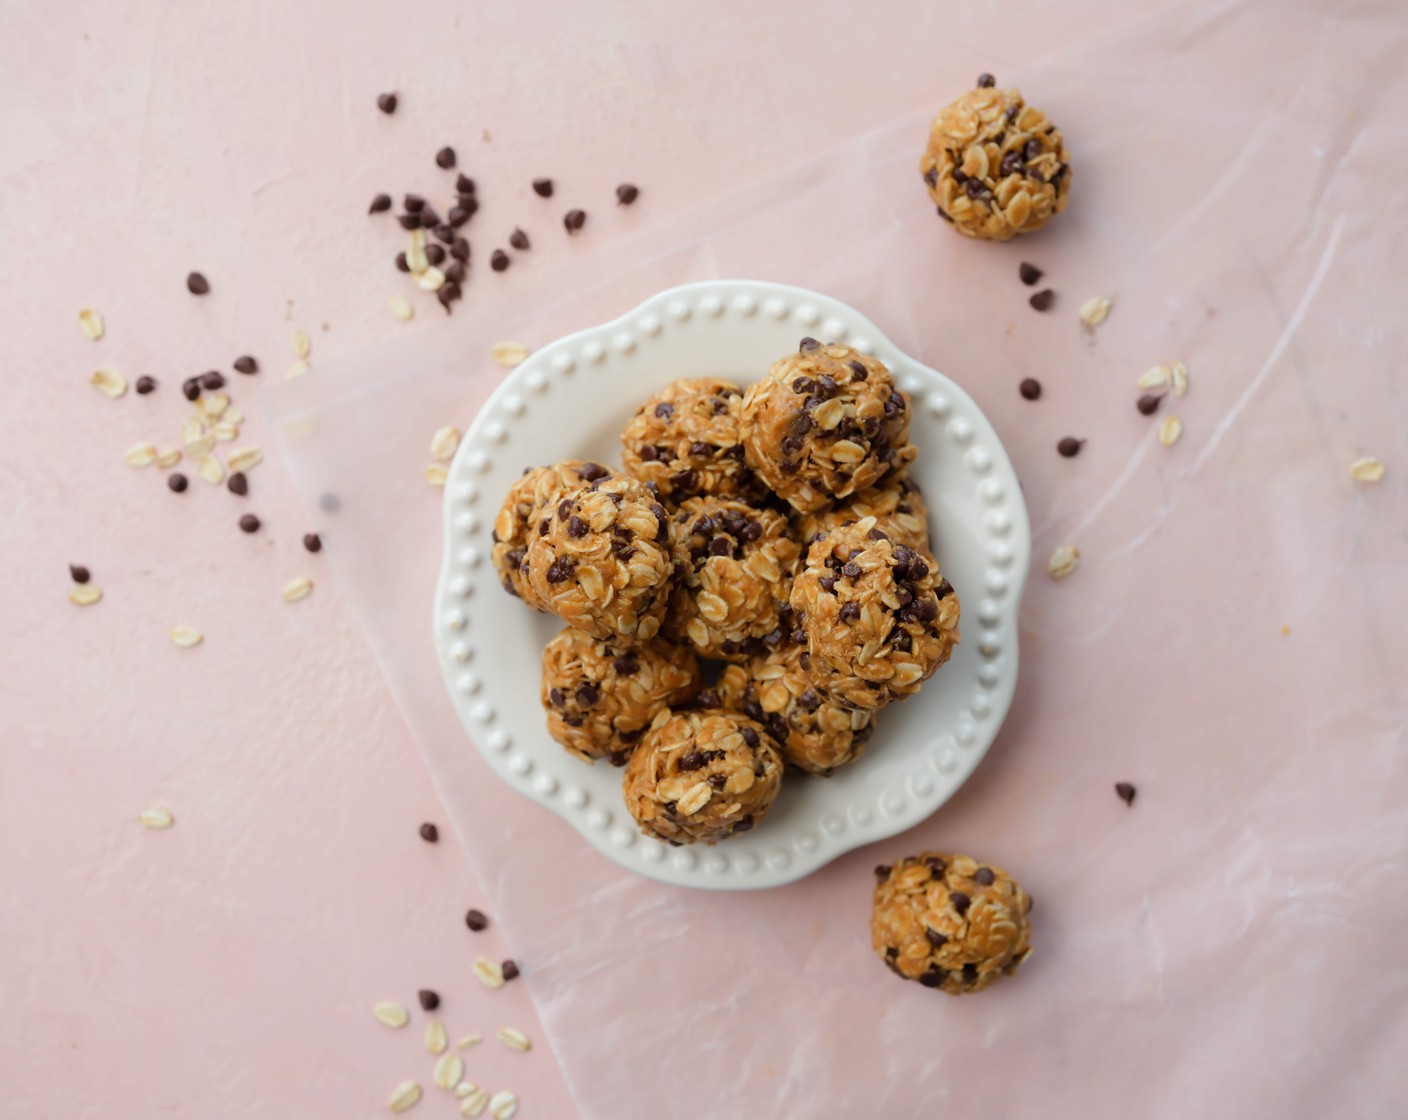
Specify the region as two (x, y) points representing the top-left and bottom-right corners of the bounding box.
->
(741, 340), (916, 513)
(620, 377), (762, 505)
(664, 497), (803, 661)
(525, 473), (675, 641)
(795, 473), (931, 554)
(541, 628), (700, 765)
(622, 708), (784, 844)
(492, 459), (617, 607)
(872, 852), (1033, 994)
(717, 641), (875, 776)
(790, 517), (959, 710)
(920, 82), (1071, 241)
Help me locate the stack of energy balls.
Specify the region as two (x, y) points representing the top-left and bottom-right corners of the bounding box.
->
(490, 337), (961, 846)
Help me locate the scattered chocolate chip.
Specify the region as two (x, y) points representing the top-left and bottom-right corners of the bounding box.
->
(1057, 437), (1085, 458)
(451, 237), (470, 262)
(369, 193), (391, 214)
(186, 272), (210, 295)
(532, 178), (554, 198)
(563, 209), (586, 233)
(616, 183), (639, 205)
(302, 533), (322, 553)
(448, 205), (473, 227)
(419, 206), (441, 229)
(420, 244), (442, 268)
(432, 224), (455, 246)
(69, 564), (90, 584)
(464, 908), (489, 931)
(418, 822), (439, 844)
(1019, 377), (1042, 400)
(200, 371), (225, 391)
(403, 195), (425, 213)
(456, 173), (475, 193)
(417, 988), (440, 1010)
(227, 472), (249, 497)
(135, 376), (157, 395)
(798, 336), (819, 352)
(181, 378), (200, 401)
(976, 72), (996, 88)
(509, 228), (530, 250)
(1137, 393), (1164, 415)
(1019, 262), (1043, 286)
(167, 472), (188, 493)
(435, 146), (456, 170)
(1029, 289), (1055, 312)
(974, 867), (996, 886)
(397, 213), (421, 230)
(376, 92), (397, 114)
(491, 249), (510, 272)
(320, 493), (341, 513)
(1115, 781), (1137, 806)
(501, 960), (520, 981)
(950, 891), (971, 915)
(445, 262), (466, 284)
(238, 513), (261, 534)
(233, 355), (258, 375)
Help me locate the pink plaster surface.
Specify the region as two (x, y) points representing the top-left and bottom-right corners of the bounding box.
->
(2, 1), (1405, 1118)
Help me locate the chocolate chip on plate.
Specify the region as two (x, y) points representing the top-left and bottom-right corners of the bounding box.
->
(1019, 262), (1043, 286)
(464, 908), (489, 931)
(376, 92), (397, 114)
(509, 228), (530, 250)
(616, 183), (639, 205)
(186, 272), (210, 295)
(1057, 436), (1085, 458)
(563, 209), (586, 233)
(419, 822), (439, 843)
(1029, 288), (1055, 312)
(435, 146), (456, 170)
(532, 178), (554, 198)
(1115, 781), (1137, 806)
(1019, 377), (1041, 400)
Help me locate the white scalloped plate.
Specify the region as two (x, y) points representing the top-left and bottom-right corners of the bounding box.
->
(433, 280), (1030, 890)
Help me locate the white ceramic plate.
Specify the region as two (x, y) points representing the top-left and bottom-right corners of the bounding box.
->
(433, 280), (1030, 890)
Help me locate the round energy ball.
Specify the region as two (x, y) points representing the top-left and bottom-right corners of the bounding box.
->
(795, 473), (931, 554)
(665, 497), (802, 661)
(619, 377), (763, 505)
(920, 81), (1071, 241)
(540, 628), (700, 765)
(491, 459), (617, 607)
(622, 709), (784, 844)
(871, 852), (1033, 994)
(717, 641), (875, 776)
(525, 473), (675, 641)
(741, 339), (916, 513)
(790, 517), (959, 710)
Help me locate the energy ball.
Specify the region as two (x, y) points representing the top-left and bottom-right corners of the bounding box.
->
(795, 473), (931, 554)
(717, 641), (875, 776)
(741, 339), (916, 513)
(790, 517), (959, 710)
(525, 473), (675, 641)
(492, 459), (617, 607)
(872, 852), (1033, 994)
(620, 377), (762, 504)
(665, 497), (802, 661)
(920, 83), (1071, 241)
(622, 708), (784, 844)
(541, 628), (700, 765)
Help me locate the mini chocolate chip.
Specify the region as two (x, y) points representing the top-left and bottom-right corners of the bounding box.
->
(233, 356), (257, 375)
(549, 688), (565, 708)
(613, 656), (638, 676)
(420, 206), (441, 228)
(394, 252), (410, 272)
(1057, 437), (1085, 458)
(1029, 289), (1055, 312)
(609, 751), (628, 767)
(938, 206), (954, 223)
(798, 336), (819, 352)
(923, 167), (938, 188)
(238, 513), (260, 534)
(200, 371), (225, 391)
(999, 151), (1024, 177)
(654, 402), (674, 419)
(563, 208), (586, 233)
(227, 472), (248, 496)
(1025, 139), (1043, 162)
(186, 271), (209, 295)
(397, 213), (421, 230)
(532, 178), (554, 198)
(1006, 104), (1019, 122)
(376, 92), (397, 114)
(418, 822), (438, 843)
(847, 360), (867, 380)
(578, 462), (610, 482)
(839, 602), (860, 623)
(417, 988), (440, 1010)
(464, 908), (489, 931)
(695, 688), (719, 709)
(1137, 393), (1164, 415)
(965, 177), (989, 199)
(925, 928), (947, 947)
(435, 146), (456, 169)
(868, 528), (888, 541)
(303, 533), (322, 553)
(567, 515), (588, 539)
(935, 578), (955, 600)
(369, 193), (391, 214)
(1019, 377), (1042, 400)
(791, 376), (814, 394)
(1019, 262), (1043, 286)
(817, 576), (836, 594)
(168, 472), (189, 493)
(426, 243), (446, 266)
(679, 751), (706, 771)
(616, 183), (639, 205)
(1115, 781), (1137, 806)
(403, 195), (425, 212)
(975, 867), (996, 886)
(740, 725), (759, 747)
(951, 891), (971, 915)
(962, 963), (979, 983)
(689, 441), (710, 457)
(556, 498), (573, 519)
(842, 562), (861, 579)
(919, 969), (946, 988)
(976, 72), (996, 87)
(451, 199), (479, 224)
(430, 224), (454, 245)
(491, 249), (510, 272)
(576, 683), (600, 706)
(451, 237), (470, 261)
(501, 959), (521, 981)
(509, 228), (530, 250)
(708, 536), (731, 556)
(135, 376), (157, 395)
(69, 564), (90, 583)
(545, 556), (576, 583)
(733, 817), (755, 833)
(455, 173), (476, 193)
(707, 774), (726, 790)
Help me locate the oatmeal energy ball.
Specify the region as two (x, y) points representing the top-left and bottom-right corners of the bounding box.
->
(872, 852), (1033, 994)
(622, 709), (784, 844)
(541, 628), (699, 765)
(525, 473), (675, 641)
(718, 641), (875, 776)
(492, 459), (617, 608)
(920, 78), (1071, 241)
(796, 473), (931, 554)
(666, 497), (802, 661)
(790, 517), (959, 710)
(741, 339), (916, 513)
(620, 377), (760, 504)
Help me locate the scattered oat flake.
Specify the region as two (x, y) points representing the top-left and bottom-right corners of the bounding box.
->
(286, 360), (310, 380)
(373, 1002), (409, 1029)
(496, 1028), (531, 1052)
(455, 1082), (480, 1099)
(387, 1081), (422, 1114)
(1078, 295), (1112, 327)
(1046, 545), (1080, 579)
(90, 368), (127, 397)
(416, 267), (446, 292)
(472, 957), (505, 988)
(1350, 456), (1385, 482)
(78, 308), (104, 340)
(227, 447), (263, 472)
(195, 454), (225, 484)
(431, 427), (461, 461)
(292, 329), (311, 359)
(282, 577), (314, 603)
(425, 464), (449, 487)
(124, 442), (158, 467)
(139, 807), (174, 829)
(1170, 361), (1189, 397)
(69, 584), (103, 606)
(424, 1020), (448, 1055)
(1136, 365), (1170, 390)
(488, 1090), (519, 1120)
(407, 229), (430, 274)
(156, 448), (182, 469)
(433, 1053), (464, 1090)
(170, 626), (204, 648)
(1158, 415), (1183, 447)
(491, 342), (529, 367)
(390, 295), (414, 321)
(197, 392), (229, 420)
(459, 1088), (490, 1118)
(457, 1034), (483, 1050)
(1280, 624), (1291, 636)
(224, 406), (244, 424)
(213, 419), (239, 442)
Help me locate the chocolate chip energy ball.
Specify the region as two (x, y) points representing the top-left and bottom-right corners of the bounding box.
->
(525, 474), (675, 641)
(717, 641), (875, 776)
(795, 473), (931, 554)
(541, 628), (699, 765)
(920, 80), (1071, 241)
(790, 517), (959, 710)
(872, 852), (1033, 994)
(620, 377), (760, 504)
(665, 497), (802, 661)
(492, 460), (616, 607)
(622, 709), (784, 844)
(741, 340), (916, 513)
